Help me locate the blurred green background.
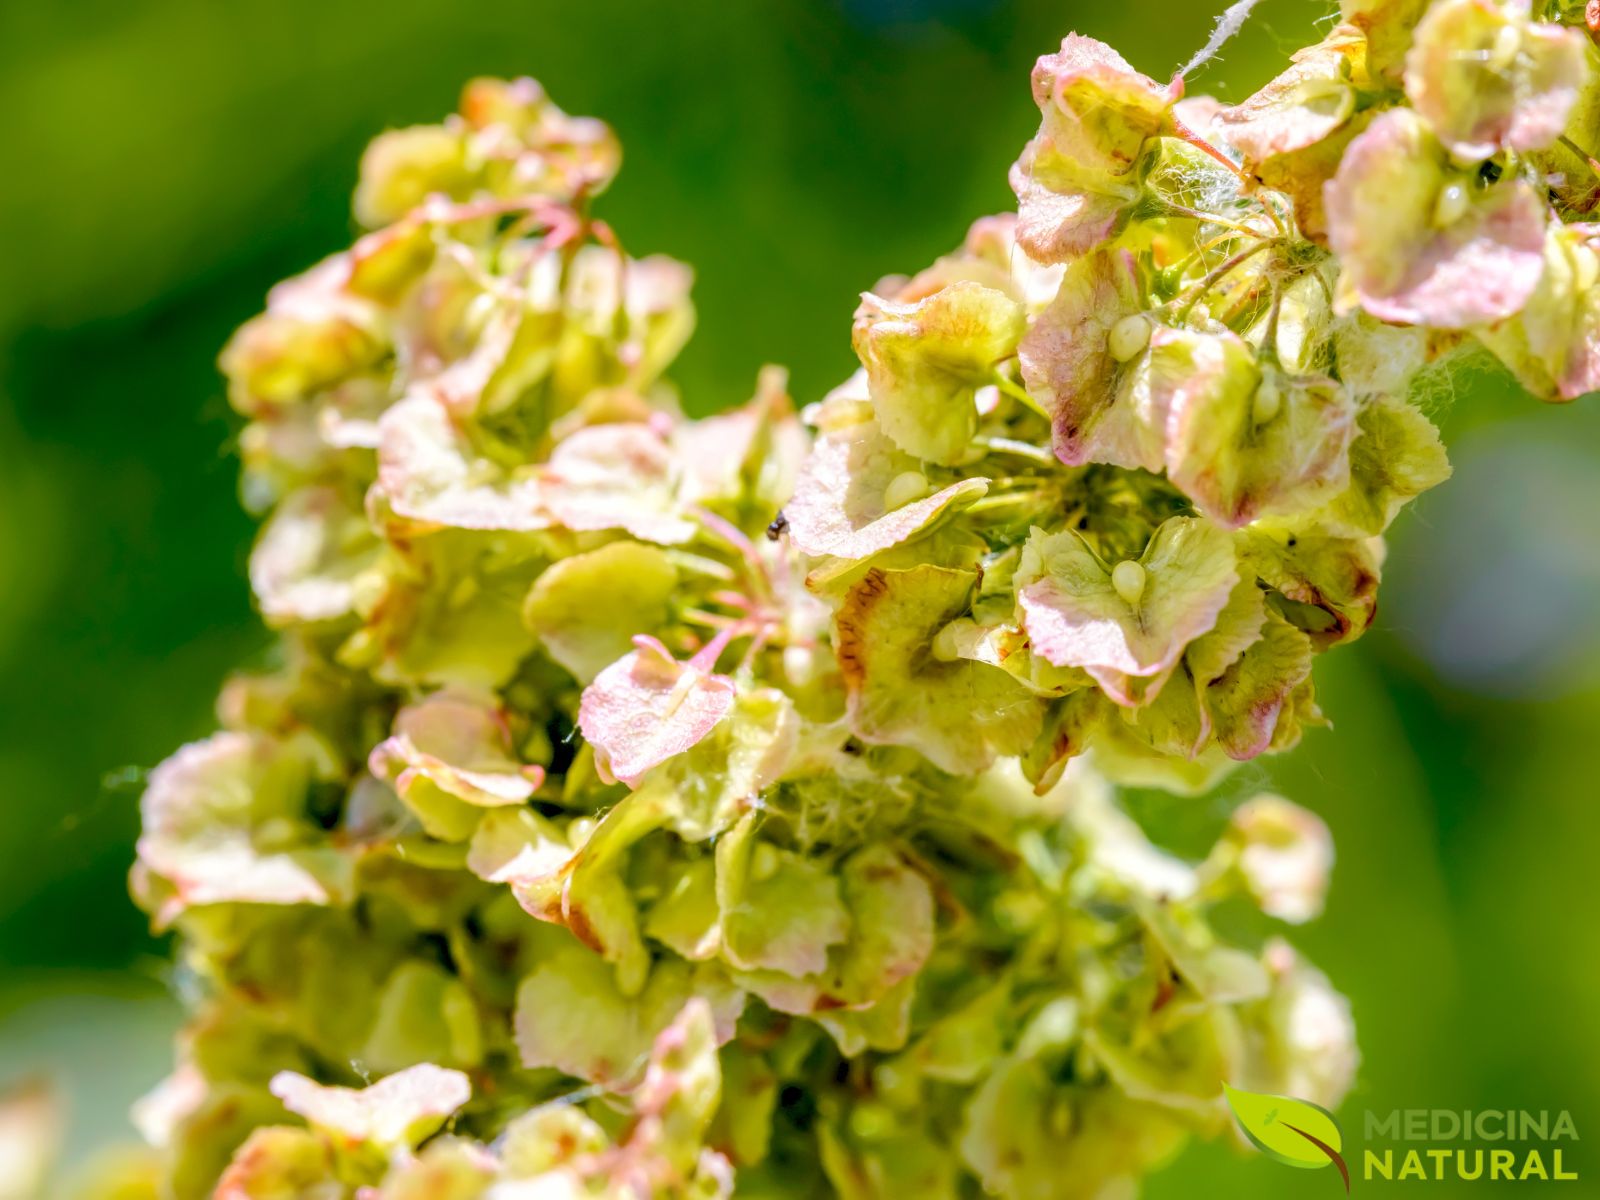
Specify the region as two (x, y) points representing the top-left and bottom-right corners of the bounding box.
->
(3, 0), (1598, 1191)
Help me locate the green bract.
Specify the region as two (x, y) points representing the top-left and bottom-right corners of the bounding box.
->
(853, 283), (1026, 466)
(91, 5), (1600, 1194)
(1011, 34), (1181, 261)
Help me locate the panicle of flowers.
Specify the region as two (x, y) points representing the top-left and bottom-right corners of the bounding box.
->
(95, 14), (1600, 1191)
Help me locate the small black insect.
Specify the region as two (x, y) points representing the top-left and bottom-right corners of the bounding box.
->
(765, 510), (789, 540)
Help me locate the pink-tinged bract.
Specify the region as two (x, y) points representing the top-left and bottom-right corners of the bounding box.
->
(1217, 32), (1362, 164)
(1015, 518), (1239, 707)
(1010, 34), (1181, 262)
(1404, 0), (1588, 161)
(1325, 108), (1547, 327)
(1158, 334), (1357, 530)
(785, 410), (989, 560)
(269, 1064), (470, 1150)
(578, 637), (738, 786)
(1019, 248), (1162, 470)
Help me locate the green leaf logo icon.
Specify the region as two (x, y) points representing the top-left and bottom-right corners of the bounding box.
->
(1224, 1084), (1349, 1192)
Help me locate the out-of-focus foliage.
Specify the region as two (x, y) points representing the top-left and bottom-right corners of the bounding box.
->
(2, 0), (1600, 1194)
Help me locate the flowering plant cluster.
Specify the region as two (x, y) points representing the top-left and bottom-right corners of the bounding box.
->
(805, 0), (1600, 795)
(55, 1), (1600, 1195)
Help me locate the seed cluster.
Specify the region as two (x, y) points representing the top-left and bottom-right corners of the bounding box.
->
(90, 2), (1600, 1195)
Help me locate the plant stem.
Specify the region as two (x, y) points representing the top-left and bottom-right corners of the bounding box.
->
(994, 374), (1049, 420)
(1174, 239), (1277, 321)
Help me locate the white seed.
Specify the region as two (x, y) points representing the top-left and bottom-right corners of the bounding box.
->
(1289, 77), (1355, 127)
(1489, 22), (1521, 73)
(1111, 559), (1147, 606)
(1073, 1041), (1104, 1084)
(255, 817), (297, 851)
(873, 1061), (918, 1108)
(1433, 181), (1470, 228)
(568, 817), (597, 849)
(350, 567), (387, 613)
(449, 574), (481, 608)
(1252, 378), (1282, 425)
(882, 470), (929, 510)
(1108, 314), (1152, 363)
(931, 618), (972, 662)
(751, 842), (781, 882)
(849, 1101), (896, 1142)
(463, 290), (497, 337)
(783, 643), (816, 688)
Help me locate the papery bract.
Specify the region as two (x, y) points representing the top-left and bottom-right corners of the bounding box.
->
(835, 565), (1043, 773)
(853, 282), (1026, 466)
(785, 405), (989, 561)
(1014, 518), (1239, 707)
(377, 392), (554, 532)
(1307, 394), (1451, 536)
(1218, 32), (1363, 165)
(1010, 35), (1181, 261)
(513, 925), (742, 1087)
(1325, 108), (1547, 327)
(1404, 0), (1588, 161)
(250, 485), (380, 626)
(1223, 795), (1335, 923)
(1159, 334), (1357, 529)
(1478, 223), (1600, 401)
(1019, 248), (1162, 469)
(522, 540), (679, 682)
(578, 636), (737, 786)
(137, 733), (353, 927)
(1342, 0), (1432, 82)
(370, 690), (544, 817)
(269, 1064), (470, 1151)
